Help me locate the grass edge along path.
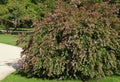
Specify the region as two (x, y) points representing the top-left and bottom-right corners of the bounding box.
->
(0, 34), (17, 46)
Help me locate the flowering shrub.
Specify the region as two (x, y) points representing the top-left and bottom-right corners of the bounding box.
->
(18, 0), (120, 81)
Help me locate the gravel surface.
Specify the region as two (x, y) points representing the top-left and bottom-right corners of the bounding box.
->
(0, 43), (22, 81)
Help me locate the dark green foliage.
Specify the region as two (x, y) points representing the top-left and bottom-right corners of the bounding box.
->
(0, 0), (55, 31)
(30, 0), (41, 4)
(0, 0), (8, 4)
(18, 0), (120, 81)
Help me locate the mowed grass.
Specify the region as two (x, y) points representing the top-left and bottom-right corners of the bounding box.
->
(1, 72), (120, 82)
(0, 33), (120, 82)
(90, 76), (120, 82)
(1, 72), (81, 82)
(0, 34), (17, 45)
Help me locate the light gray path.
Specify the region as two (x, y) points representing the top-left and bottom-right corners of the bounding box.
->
(0, 43), (22, 81)
(0, 30), (33, 33)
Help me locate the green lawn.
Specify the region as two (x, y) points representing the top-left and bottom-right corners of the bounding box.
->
(1, 72), (120, 82)
(90, 76), (120, 82)
(0, 34), (17, 45)
(0, 34), (120, 82)
(1, 72), (81, 82)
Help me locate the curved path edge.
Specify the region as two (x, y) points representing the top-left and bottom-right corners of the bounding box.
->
(0, 43), (22, 81)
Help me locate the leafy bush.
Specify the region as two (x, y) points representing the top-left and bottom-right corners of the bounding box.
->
(0, 25), (5, 29)
(0, 0), (8, 4)
(18, 0), (120, 81)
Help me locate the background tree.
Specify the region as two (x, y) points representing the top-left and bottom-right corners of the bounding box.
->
(0, 0), (56, 32)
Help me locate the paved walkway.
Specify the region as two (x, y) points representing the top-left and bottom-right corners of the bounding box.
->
(0, 30), (33, 33)
(0, 43), (22, 81)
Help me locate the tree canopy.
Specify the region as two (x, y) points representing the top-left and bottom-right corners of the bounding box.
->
(0, 0), (55, 31)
